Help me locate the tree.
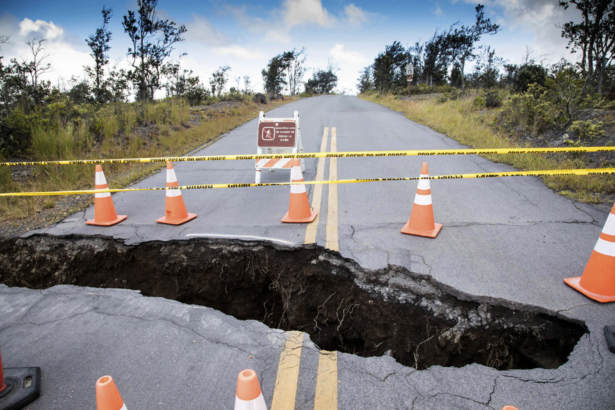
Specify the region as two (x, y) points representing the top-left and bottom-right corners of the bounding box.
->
(514, 64), (547, 93)
(2, 38), (53, 108)
(285, 48), (307, 95)
(305, 64), (338, 94)
(559, 0), (615, 92)
(22, 38), (52, 91)
(445, 4), (500, 93)
(122, 0), (187, 101)
(357, 65), (374, 93)
(262, 53), (292, 98)
(67, 76), (94, 104)
(421, 32), (450, 86)
(469, 46), (503, 89)
(372, 41), (409, 93)
(106, 64), (131, 102)
(407, 41), (422, 85)
(243, 75), (252, 95)
(502, 64), (518, 86)
(85, 7), (113, 103)
(209, 66), (230, 97)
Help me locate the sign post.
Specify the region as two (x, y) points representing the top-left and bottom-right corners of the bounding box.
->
(406, 63), (414, 97)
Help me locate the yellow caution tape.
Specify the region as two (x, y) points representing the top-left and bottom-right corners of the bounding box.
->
(1, 168), (613, 197)
(1, 146), (614, 166)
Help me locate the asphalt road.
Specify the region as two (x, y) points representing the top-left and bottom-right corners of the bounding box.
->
(2, 95), (614, 409)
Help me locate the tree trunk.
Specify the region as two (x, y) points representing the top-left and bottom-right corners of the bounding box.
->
(461, 57), (466, 94)
(598, 57), (605, 94)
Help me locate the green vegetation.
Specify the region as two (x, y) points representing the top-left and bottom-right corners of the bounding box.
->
(360, 92), (615, 203)
(358, 1), (615, 203)
(0, 94), (296, 223)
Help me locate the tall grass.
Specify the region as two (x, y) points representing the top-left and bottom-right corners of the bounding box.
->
(360, 93), (615, 203)
(0, 97), (297, 222)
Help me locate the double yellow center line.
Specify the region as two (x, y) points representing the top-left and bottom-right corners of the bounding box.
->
(271, 332), (338, 410)
(275, 127), (339, 410)
(304, 127), (339, 252)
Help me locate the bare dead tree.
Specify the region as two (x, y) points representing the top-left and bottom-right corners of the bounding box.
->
(22, 37), (52, 88)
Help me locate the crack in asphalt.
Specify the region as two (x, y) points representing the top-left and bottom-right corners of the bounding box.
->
(573, 203), (603, 227)
(496, 178), (540, 208)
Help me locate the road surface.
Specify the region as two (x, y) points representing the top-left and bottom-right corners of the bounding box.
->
(1, 95), (613, 409)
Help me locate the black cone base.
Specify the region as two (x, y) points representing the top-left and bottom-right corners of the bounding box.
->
(0, 367), (41, 410)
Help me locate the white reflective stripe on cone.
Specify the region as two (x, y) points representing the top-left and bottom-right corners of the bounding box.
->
(290, 183), (306, 194)
(95, 192), (111, 198)
(417, 178), (430, 190)
(603, 213), (615, 236)
(95, 172), (107, 185)
(291, 165), (302, 180)
(234, 393), (267, 410)
(120, 404), (127, 410)
(594, 238), (615, 257)
(166, 188), (182, 198)
(414, 194), (432, 206)
(167, 169), (178, 183)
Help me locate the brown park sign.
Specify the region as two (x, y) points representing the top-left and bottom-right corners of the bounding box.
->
(258, 120), (297, 148)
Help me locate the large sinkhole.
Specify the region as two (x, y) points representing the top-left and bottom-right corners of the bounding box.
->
(0, 235), (586, 371)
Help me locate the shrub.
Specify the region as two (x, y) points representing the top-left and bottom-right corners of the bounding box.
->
(410, 83), (456, 96)
(473, 95), (486, 107)
(514, 64), (547, 93)
(0, 109), (39, 157)
(253, 93), (267, 104)
(569, 120), (606, 142)
(484, 90), (501, 108)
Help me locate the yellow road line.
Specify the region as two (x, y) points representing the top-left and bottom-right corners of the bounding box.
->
(305, 128), (330, 244)
(271, 331), (303, 410)
(326, 128), (339, 252)
(313, 351), (338, 410)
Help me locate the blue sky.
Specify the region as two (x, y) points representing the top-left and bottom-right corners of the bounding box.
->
(0, 0), (581, 96)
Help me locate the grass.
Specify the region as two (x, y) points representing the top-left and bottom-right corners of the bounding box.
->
(0, 97), (297, 223)
(359, 93), (615, 203)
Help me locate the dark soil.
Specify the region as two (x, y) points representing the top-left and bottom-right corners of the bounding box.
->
(0, 235), (586, 371)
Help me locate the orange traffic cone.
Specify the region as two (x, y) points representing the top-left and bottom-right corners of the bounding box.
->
(156, 162), (197, 225)
(96, 376), (127, 410)
(281, 159), (317, 223)
(564, 203), (615, 302)
(401, 163), (442, 238)
(235, 369), (267, 410)
(86, 165), (127, 226)
(502, 407), (519, 410)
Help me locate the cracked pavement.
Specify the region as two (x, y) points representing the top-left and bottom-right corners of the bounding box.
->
(2, 95), (615, 409)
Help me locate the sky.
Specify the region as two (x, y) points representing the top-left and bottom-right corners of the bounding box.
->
(0, 0), (583, 98)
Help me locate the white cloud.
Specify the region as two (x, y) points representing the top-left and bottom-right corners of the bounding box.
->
(2, 16), (101, 88)
(457, 0), (583, 64)
(283, 0), (335, 28)
(329, 43), (366, 64)
(212, 45), (263, 60)
(434, 6), (443, 16)
(264, 30), (292, 44)
(185, 15), (230, 47)
(343, 3), (369, 25)
(227, 1), (370, 45)
(19, 18), (64, 40)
